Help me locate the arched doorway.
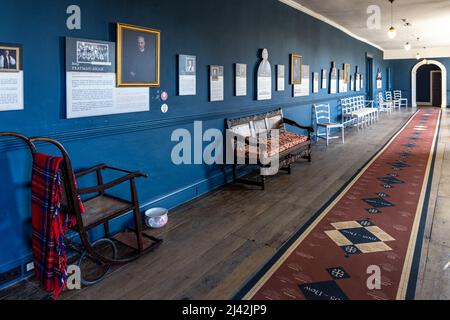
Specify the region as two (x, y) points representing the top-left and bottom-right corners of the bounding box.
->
(412, 60), (447, 108)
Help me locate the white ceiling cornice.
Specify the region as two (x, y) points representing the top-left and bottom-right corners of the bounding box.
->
(279, 0), (384, 52)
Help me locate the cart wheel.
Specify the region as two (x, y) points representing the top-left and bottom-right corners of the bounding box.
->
(77, 238), (117, 286)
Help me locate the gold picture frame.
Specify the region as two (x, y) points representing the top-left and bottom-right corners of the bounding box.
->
(291, 54), (303, 85)
(117, 23), (160, 87)
(0, 45), (20, 72)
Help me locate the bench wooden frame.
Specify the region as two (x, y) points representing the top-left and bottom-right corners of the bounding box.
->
(226, 108), (314, 190)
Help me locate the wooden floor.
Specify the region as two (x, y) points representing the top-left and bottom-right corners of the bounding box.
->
(3, 107), (449, 300)
(62, 108), (421, 300)
(415, 108), (450, 300)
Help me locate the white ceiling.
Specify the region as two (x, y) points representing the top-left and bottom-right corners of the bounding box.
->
(290, 0), (450, 51)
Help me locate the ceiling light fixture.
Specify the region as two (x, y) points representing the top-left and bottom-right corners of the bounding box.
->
(404, 22), (412, 51)
(388, 0), (397, 39)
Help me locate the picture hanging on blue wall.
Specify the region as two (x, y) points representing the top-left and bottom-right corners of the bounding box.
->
(290, 54), (302, 85)
(210, 65), (224, 102)
(178, 54), (196, 96)
(321, 69), (327, 89)
(66, 37), (150, 119)
(117, 23), (161, 87)
(235, 63), (247, 96)
(0, 43), (24, 112)
(257, 48), (272, 101)
(330, 63), (337, 94)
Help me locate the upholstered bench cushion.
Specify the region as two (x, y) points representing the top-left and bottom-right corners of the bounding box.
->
(239, 132), (309, 158)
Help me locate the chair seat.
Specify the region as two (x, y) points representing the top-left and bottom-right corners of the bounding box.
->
(317, 122), (343, 128)
(82, 195), (133, 229)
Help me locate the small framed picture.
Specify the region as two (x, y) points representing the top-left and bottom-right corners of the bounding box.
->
(343, 63), (351, 84)
(0, 44), (21, 72)
(290, 54), (302, 85)
(117, 23), (160, 87)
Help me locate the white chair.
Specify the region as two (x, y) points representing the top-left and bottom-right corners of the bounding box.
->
(313, 104), (345, 146)
(377, 92), (394, 114)
(385, 91), (401, 111)
(394, 90), (408, 108)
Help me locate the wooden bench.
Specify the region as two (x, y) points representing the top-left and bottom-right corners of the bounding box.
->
(226, 108), (314, 190)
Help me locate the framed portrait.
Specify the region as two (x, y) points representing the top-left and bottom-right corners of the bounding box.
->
(117, 23), (160, 87)
(0, 44), (21, 72)
(290, 54), (302, 85)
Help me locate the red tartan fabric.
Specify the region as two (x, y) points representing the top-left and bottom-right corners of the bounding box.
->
(31, 153), (82, 299)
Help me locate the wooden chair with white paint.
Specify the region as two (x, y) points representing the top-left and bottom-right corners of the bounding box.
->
(313, 104), (345, 146)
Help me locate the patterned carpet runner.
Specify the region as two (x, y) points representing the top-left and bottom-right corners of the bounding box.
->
(237, 108), (441, 300)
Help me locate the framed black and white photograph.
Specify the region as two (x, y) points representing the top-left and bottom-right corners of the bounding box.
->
(179, 54), (196, 96)
(321, 69), (327, 89)
(0, 44), (20, 72)
(330, 65), (337, 94)
(277, 65), (285, 91)
(0, 43), (23, 112)
(343, 63), (350, 84)
(235, 63), (247, 96)
(376, 67), (382, 89)
(117, 23), (160, 87)
(291, 54), (302, 85)
(313, 72), (319, 93)
(210, 65), (224, 102)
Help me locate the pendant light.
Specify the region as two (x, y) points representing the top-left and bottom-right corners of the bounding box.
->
(415, 37), (421, 59)
(388, 0), (397, 39)
(404, 22), (411, 51)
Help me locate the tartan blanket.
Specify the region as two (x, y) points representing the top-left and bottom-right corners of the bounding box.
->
(31, 153), (82, 299)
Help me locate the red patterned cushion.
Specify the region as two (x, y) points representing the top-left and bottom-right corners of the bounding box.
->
(239, 132), (309, 158)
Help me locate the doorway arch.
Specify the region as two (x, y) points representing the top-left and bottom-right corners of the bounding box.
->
(412, 60), (447, 108)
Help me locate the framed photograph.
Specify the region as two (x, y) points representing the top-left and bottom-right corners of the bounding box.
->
(235, 63), (247, 96)
(0, 44), (20, 72)
(210, 65), (224, 102)
(178, 54), (196, 96)
(117, 23), (160, 87)
(343, 63), (351, 84)
(313, 72), (319, 93)
(321, 69), (327, 89)
(290, 54), (302, 85)
(277, 65), (285, 91)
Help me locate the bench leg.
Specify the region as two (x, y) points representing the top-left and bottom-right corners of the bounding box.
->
(232, 163), (237, 183)
(280, 165), (292, 175)
(261, 175), (266, 191)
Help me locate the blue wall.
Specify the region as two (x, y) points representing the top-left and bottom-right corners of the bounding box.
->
(0, 0), (390, 288)
(390, 58), (450, 106)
